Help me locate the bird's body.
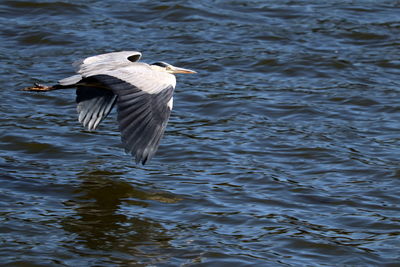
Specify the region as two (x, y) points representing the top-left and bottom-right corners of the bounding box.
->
(23, 51), (196, 164)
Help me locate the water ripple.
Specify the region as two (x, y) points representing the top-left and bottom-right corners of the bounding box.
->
(1, 0), (400, 265)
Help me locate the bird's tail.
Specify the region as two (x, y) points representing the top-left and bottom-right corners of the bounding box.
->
(22, 83), (69, 92)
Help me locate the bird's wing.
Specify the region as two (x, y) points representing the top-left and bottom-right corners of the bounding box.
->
(76, 85), (118, 131)
(87, 67), (176, 164)
(58, 51), (142, 86)
(73, 51), (142, 75)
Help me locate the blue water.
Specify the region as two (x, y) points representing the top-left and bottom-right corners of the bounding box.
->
(1, 0), (400, 266)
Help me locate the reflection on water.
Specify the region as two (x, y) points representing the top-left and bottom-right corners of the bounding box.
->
(1, 0), (400, 265)
(62, 171), (174, 265)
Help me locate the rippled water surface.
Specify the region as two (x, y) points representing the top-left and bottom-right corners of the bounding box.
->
(1, 0), (400, 266)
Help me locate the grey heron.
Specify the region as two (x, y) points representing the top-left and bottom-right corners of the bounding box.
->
(23, 51), (196, 164)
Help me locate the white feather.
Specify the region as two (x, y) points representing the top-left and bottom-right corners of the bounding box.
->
(167, 97), (173, 110)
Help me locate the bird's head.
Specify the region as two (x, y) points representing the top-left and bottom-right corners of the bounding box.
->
(151, 61), (197, 74)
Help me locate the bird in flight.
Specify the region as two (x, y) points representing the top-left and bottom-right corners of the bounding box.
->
(23, 51), (196, 164)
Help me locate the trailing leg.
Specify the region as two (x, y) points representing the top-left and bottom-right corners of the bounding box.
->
(22, 83), (73, 92)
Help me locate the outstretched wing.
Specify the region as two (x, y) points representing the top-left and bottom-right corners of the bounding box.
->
(73, 51), (142, 75)
(58, 51), (145, 132)
(117, 83), (173, 165)
(87, 66), (176, 164)
(59, 51), (142, 87)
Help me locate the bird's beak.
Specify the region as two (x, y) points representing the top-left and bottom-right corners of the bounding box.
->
(170, 66), (197, 74)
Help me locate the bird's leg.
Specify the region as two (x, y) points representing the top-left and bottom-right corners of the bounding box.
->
(22, 83), (70, 92)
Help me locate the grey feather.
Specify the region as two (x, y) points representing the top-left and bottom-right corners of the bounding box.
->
(76, 86), (117, 131)
(89, 74), (174, 164)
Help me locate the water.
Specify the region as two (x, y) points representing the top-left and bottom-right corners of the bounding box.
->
(1, 0), (400, 266)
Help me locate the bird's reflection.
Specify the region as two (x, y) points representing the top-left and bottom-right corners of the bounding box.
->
(61, 168), (180, 263)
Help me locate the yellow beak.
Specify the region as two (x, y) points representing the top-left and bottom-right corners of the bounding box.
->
(170, 66), (197, 74)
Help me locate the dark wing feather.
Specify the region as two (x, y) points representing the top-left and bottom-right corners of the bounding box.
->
(91, 75), (174, 164)
(76, 86), (117, 131)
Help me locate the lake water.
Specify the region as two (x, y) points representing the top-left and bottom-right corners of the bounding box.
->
(1, 0), (400, 266)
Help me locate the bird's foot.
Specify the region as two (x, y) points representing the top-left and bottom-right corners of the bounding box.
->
(22, 83), (54, 91)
